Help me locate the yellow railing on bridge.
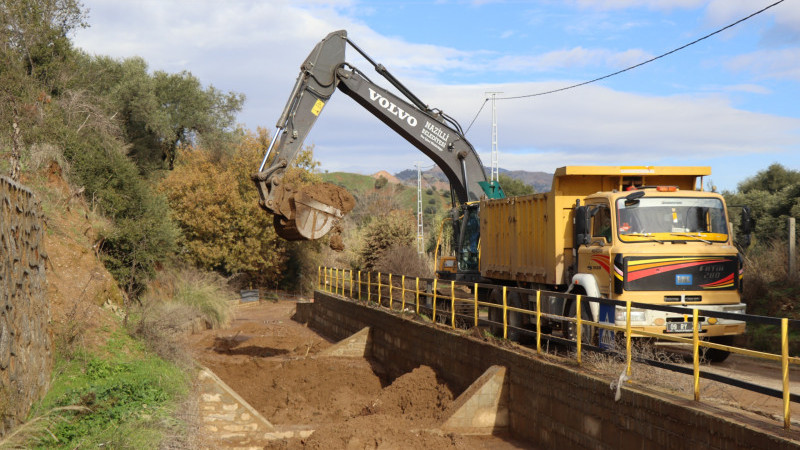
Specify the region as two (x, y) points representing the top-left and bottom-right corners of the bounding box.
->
(317, 266), (799, 430)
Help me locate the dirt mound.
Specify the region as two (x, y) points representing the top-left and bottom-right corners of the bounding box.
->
(361, 365), (454, 424)
(302, 183), (355, 214)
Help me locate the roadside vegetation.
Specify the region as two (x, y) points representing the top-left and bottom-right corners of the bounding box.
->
(0, 0), (311, 446)
(723, 164), (800, 353)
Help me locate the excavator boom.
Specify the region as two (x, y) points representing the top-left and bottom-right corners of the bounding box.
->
(252, 30), (496, 242)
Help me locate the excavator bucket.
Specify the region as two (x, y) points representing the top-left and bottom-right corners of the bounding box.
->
(272, 183), (355, 241)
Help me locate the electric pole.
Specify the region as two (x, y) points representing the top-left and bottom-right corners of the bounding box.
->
(416, 162), (424, 254)
(486, 92), (502, 182)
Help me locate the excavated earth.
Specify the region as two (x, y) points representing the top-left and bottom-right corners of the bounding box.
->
(187, 298), (527, 449)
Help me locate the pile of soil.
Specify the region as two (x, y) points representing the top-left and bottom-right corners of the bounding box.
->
(361, 365), (454, 424)
(301, 183), (355, 214)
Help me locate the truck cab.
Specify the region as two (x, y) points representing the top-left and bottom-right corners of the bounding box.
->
(575, 186), (746, 340)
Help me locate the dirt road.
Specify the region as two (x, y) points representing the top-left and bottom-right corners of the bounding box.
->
(187, 298), (528, 449)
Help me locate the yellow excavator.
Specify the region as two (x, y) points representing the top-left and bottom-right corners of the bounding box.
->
(251, 30), (503, 274)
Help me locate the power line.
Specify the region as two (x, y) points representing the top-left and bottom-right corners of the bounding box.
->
(463, 0), (785, 132)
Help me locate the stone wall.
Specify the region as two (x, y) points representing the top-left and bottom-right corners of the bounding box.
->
(0, 176), (52, 436)
(311, 291), (800, 449)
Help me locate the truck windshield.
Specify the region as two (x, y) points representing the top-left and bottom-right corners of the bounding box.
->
(616, 196), (728, 243)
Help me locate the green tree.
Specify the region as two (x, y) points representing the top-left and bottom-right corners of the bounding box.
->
(724, 163), (800, 244)
(69, 54), (244, 174)
(498, 174), (534, 196)
(0, 0), (87, 89)
(160, 129), (304, 287)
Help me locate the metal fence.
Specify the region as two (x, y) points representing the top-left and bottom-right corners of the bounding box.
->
(318, 266), (800, 430)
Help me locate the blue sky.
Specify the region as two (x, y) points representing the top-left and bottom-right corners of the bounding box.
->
(72, 0), (800, 191)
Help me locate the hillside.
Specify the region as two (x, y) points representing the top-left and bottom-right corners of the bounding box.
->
(395, 167), (553, 193)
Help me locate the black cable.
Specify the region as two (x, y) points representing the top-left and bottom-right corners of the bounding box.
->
(464, 98), (488, 135)
(497, 0), (785, 101)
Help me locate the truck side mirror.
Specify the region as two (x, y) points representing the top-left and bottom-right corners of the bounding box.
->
(574, 206), (591, 247)
(737, 206), (755, 249)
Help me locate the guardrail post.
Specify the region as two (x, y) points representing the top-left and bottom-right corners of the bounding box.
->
(473, 283), (479, 328)
(318, 266), (321, 290)
(790, 218), (797, 280)
(433, 279), (438, 322)
(367, 272), (371, 302)
(415, 277), (420, 314)
(401, 275), (406, 310)
(783, 317), (791, 429)
(389, 273), (393, 309)
(693, 309), (700, 401)
(377, 272), (382, 305)
(358, 271), (362, 300)
(349, 270), (353, 298)
(536, 290), (542, 354)
(626, 300), (632, 377)
(576, 295), (582, 365)
(451, 280), (456, 330)
(503, 286), (508, 340)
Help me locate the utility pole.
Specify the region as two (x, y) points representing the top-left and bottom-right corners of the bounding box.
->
(486, 92), (503, 182)
(416, 162), (424, 254)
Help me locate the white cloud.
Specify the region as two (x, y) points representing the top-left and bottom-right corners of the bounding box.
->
(720, 84), (771, 94)
(71, 0), (800, 189)
(570, 0), (706, 12)
(492, 47), (653, 73)
(726, 48), (800, 81)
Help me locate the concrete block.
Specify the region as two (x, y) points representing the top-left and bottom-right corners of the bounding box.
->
(441, 365), (509, 435)
(318, 326), (371, 358)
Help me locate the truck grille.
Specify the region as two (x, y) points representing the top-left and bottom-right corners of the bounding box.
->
(664, 295), (702, 302)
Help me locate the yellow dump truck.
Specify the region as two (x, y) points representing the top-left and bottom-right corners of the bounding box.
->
(478, 166), (750, 361)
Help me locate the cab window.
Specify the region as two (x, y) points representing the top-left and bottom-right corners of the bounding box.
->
(592, 204), (612, 242)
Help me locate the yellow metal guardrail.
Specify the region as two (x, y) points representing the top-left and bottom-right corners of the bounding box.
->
(318, 266), (799, 429)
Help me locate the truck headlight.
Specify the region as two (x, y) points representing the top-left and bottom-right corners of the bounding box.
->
(615, 307), (646, 323)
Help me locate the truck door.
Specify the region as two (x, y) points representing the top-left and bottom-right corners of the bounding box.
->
(577, 203), (613, 296)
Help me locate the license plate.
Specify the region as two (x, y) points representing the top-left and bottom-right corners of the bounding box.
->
(665, 321), (699, 333)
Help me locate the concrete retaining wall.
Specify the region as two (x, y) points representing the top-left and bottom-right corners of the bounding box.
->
(0, 177), (52, 436)
(311, 291), (800, 449)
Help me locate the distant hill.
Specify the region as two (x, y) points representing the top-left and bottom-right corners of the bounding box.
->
(370, 170), (402, 184)
(395, 167), (553, 193)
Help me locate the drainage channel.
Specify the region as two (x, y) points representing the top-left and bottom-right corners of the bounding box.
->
(188, 299), (530, 449)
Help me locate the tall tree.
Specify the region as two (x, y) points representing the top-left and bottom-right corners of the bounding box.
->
(498, 174), (535, 196)
(725, 163), (800, 244)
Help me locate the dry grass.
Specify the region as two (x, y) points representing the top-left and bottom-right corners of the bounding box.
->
(133, 266), (234, 365)
(0, 406), (90, 449)
(373, 244), (434, 279)
(581, 339), (691, 398)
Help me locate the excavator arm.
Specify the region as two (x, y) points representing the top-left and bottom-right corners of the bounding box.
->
(252, 30), (500, 241)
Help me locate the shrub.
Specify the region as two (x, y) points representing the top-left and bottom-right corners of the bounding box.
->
(359, 210), (415, 270)
(159, 132), (288, 286)
(134, 266), (233, 364)
(373, 244), (433, 279)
